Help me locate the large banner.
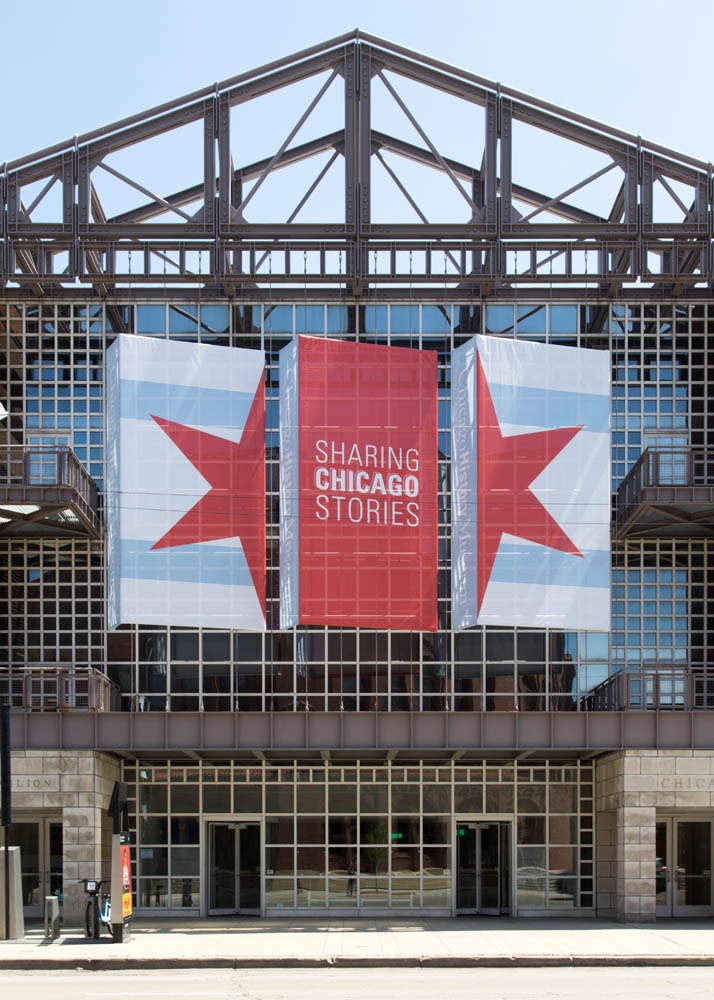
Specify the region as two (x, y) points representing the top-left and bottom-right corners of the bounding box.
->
(106, 335), (265, 631)
(452, 335), (610, 630)
(280, 336), (438, 630)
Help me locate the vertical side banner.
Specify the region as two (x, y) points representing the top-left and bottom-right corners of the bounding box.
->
(106, 335), (266, 631)
(280, 336), (438, 630)
(452, 334), (610, 630)
(279, 339), (299, 628)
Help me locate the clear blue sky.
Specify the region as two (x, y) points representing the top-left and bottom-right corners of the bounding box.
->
(2, 0), (713, 225)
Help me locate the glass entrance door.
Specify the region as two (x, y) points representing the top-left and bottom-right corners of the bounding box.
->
(5, 817), (63, 918)
(456, 820), (511, 915)
(208, 822), (261, 915)
(238, 824), (261, 910)
(656, 817), (713, 917)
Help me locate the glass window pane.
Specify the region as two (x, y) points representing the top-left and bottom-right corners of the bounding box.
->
(454, 785), (483, 812)
(266, 817), (294, 845)
(329, 785), (357, 812)
(139, 786), (167, 814)
(360, 785), (388, 813)
(171, 846), (199, 875)
(391, 785), (420, 813)
(361, 817), (389, 843)
(329, 817), (357, 845)
(266, 785), (294, 812)
(422, 817), (450, 844)
(140, 817), (167, 844)
(171, 817), (199, 844)
(297, 817), (326, 844)
(296, 785), (324, 813)
(422, 785), (450, 812)
(171, 785), (199, 812)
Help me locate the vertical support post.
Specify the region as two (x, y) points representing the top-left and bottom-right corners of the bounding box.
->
(358, 43), (371, 231)
(357, 42), (372, 289)
(623, 149), (638, 230)
(641, 150), (654, 233)
(483, 94), (497, 231)
(344, 43), (357, 232)
(693, 173), (709, 232)
(1, 704), (10, 942)
(62, 152), (75, 231)
(344, 42), (358, 290)
(78, 151), (91, 229)
(203, 97), (217, 236)
(6, 173), (20, 230)
(0, 164), (7, 245)
(0, 164), (6, 288)
(498, 97), (513, 233)
(217, 95), (232, 228)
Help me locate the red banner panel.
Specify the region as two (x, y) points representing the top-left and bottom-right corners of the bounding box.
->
(280, 336), (438, 630)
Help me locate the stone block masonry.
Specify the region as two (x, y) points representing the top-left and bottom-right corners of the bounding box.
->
(8, 750), (120, 924)
(595, 750), (714, 922)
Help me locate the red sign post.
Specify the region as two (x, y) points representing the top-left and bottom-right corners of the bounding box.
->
(111, 833), (132, 942)
(120, 842), (132, 919)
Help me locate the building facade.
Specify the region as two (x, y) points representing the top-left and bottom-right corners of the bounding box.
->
(1, 35), (713, 926)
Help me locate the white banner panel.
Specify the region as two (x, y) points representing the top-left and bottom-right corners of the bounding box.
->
(106, 335), (265, 631)
(452, 334), (610, 630)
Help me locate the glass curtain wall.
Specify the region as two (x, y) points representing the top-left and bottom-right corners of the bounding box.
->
(123, 759), (594, 914)
(2, 301), (713, 695)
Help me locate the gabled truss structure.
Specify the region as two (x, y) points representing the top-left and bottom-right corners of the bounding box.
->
(2, 30), (713, 301)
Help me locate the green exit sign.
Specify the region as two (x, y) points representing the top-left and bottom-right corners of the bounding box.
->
(391, 832), (404, 840)
(457, 828), (466, 836)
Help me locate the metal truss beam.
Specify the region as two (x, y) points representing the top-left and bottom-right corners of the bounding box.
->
(3, 33), (714, 299)
(106, 132), (345, 225)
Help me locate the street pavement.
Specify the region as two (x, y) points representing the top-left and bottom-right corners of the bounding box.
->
(3, 968), (714, 1000)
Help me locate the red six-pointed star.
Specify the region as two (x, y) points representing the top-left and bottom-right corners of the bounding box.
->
(149, 380), (265, 613)
(476, 353), (584, 615)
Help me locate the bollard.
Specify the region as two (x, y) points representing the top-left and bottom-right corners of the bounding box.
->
(44, 895), (60, 940)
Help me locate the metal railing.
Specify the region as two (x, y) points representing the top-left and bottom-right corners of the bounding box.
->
(615, 447), (714, 533)
(0, 665), (120, 711)
(582, 665), (714, 712)
(0, 444), (99, 530)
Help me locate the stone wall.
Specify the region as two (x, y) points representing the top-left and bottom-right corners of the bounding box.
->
(595, 750), (714, 922)
(9, 750), (121, 925)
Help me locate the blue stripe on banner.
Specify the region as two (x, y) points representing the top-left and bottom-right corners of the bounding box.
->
(490, 543), (610, 589)
(488, 382), (609, 433)
(121, 379), (254, 429)
(120, 538), (253, 586)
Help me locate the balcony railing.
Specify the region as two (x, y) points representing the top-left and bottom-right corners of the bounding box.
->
(0, 665), (120, 711)
(615, 447), (714, 538)
(582, 665), (714, 712)
(0, 445), (100, 536)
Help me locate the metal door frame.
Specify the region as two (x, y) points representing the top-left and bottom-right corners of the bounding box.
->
(657, 814), (714, 918)
(453, 814), (514, 917)
(201, 814), (263, 918)
(8, 814), (61, 918)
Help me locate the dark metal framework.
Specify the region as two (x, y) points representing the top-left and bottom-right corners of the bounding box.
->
(0, 445), (100, 537)
(2, 30), (714, 301)
(615, 447), (714, 538)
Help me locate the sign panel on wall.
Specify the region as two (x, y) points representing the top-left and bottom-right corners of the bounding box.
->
(280, 335), (438, 630)
(106, 335), (265, 631)
(452, 334), (610, 631)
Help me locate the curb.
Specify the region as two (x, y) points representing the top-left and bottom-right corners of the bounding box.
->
(1, 954), (714, 970)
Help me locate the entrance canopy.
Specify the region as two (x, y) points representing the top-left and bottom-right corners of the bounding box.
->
(9, 708), (713, 762)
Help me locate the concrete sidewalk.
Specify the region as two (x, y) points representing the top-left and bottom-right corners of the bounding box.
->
(1, 917), (713, 969)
